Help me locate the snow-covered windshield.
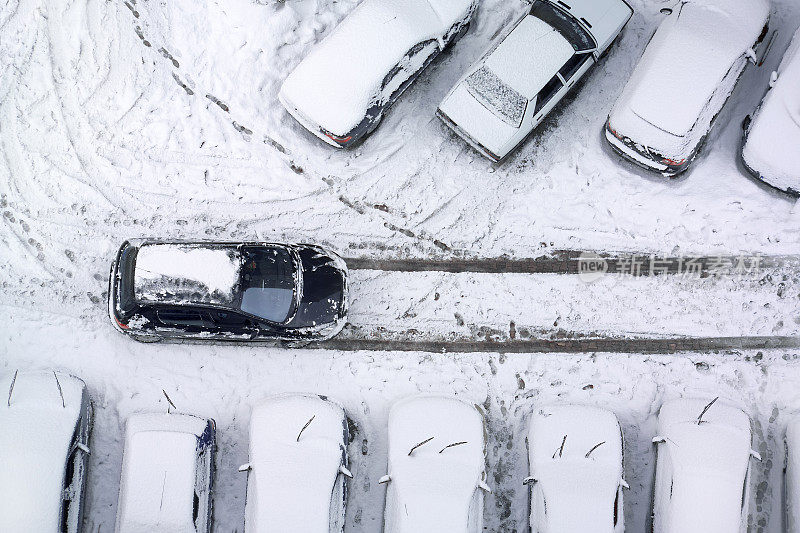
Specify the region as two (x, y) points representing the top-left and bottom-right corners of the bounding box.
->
(239, 246), (297, 323)
(465, 66), (527, 127)
(530, 1), (595, 52)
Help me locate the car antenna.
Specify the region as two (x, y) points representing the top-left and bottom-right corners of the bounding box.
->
(439, 441), (467, 454)
(585, 441), (606, 458)
(297, 414), (316, 442)
(552, 435), (567, 459)
(408, 436), (434, 456)
(7, 369), (18, 407)
(162, 389), (177, 413)
(53, 371), (65, 408)
(697, 397), (719, 425)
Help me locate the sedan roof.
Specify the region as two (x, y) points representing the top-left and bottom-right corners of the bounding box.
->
(484, 15), (575, 97)
(0, 371), (86, 532)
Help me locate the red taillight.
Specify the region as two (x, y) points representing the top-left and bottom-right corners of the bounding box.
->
(323, 131), (352, 144)
(660, 157), (686, 166)
(115, 315), (129, 330)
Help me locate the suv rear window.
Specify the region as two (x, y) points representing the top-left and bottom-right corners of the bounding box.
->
(534, 75), (564, 114)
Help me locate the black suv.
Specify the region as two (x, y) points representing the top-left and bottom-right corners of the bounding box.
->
(108, 240), (348, 343)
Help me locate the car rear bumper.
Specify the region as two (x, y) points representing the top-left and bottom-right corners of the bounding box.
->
(437, 109), (504, 162)
(279, 92), (360, 149)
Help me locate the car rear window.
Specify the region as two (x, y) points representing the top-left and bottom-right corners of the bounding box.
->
(530, 1), (595, 52)
(465, 66), (527, 127)
(239, 247), (296, 323)
(534, 74), (564, 114)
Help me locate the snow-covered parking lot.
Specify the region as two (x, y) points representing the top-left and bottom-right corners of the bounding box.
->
(1, 0), (800, 530)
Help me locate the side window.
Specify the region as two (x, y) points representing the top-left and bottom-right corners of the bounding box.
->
(381, 40), (437, 91)
(534, 75), (564, 115)
(156, 308), (211, 328)
(210, 309), (248, 326)
(613, 489), (619, 525)
(559, 53), (590, 81)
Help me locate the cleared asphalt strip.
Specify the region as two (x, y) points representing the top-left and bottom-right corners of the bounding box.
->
(311, 336), (800, 354)
(344, 254), (798, 276)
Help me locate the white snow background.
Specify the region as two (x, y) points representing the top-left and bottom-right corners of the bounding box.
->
(1, 0), (800, 531)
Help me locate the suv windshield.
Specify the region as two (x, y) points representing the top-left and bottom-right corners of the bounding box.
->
(530, 1), (595, 52)
(239, 246), (296, 323)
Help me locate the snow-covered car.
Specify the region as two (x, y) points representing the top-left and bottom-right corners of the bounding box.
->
(605, 0), (771, 176)
(241, 394), (351, 533)
(0, 370), (93, 533)
(651, 398), (760, 533)
(114, 413), (216, 533)
(108, 240), (348, 343)
(380, 395), (490, 532)
(786, 416), (800, 533)
(279, 0), (477, 148)
(526, 405), (626, 532)
(437, 0), (633, 162)
(741, 26), (800, 196)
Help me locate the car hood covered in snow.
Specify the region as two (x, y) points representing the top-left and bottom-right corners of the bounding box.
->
(0, 371), (86, 533)
(528, 405), (623, 532)
(743, 26), (800, 192)
(279, 0), (473, 136)
(656, 398), (753, 533)
(245, 394), (347, 533)
(385, 395), (486, 533)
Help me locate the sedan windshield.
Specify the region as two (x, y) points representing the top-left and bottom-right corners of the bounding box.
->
(530, 1), (595, 52)
(239, 246), (296, 323)
(466, 66), (527, 127)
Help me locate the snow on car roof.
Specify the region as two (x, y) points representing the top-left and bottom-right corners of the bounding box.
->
(279, 0), (472, 135)
(116, 425), (199, 533)
(246, 394), (346, 533)
(484, 15), (575, 98)
(387, 395), (485, 532)
(657, 398), (752, 533)
(134, 243), (241, 306)
(742, 27), (800, 190)
(619, 0), (769, 138)
(0, 371), (86, 533)
(528, 405), (623, 532)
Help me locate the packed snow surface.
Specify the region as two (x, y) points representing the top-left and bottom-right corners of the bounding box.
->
(245, 394), (346, 533)
(655, 398), (752, 533)
(2, 0), (800, 531)
(115, 414), (206, 533)
(279, 0), (473, 135)
(787, 416), (800, 533)
(0, 371), (85, 532)
(742, 26), (800, 192)
(134, 244), (241, 304)
(385, 395), (485, 532)
(528, 405), (623, 532)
